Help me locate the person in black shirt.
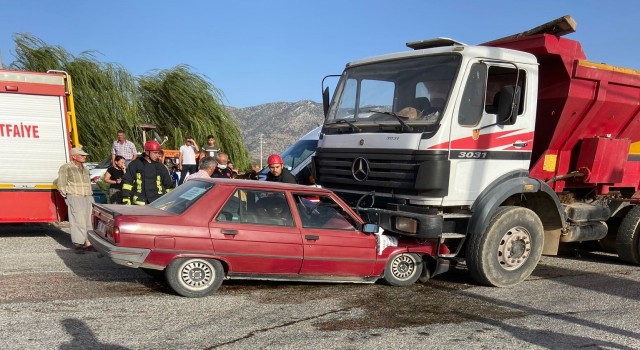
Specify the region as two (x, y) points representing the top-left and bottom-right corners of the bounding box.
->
(121, 141), (174, 205)
(104, 155), (126, 203)
(265, 154), (297, 184)
(212, 152), (234, 178)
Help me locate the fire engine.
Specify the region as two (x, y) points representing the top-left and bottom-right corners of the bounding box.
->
(0, 69), (79, 222)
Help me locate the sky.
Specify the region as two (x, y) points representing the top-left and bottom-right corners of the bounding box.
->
(1, 1), (639, 108)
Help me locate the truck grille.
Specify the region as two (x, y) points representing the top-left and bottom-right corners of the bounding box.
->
(315, 148), (449, 197)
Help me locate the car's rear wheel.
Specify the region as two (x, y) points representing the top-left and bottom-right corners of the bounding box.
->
(166, 258), (224, 297)
(383, 253), (423, 286)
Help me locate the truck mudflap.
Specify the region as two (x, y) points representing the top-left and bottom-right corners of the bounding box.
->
(87, 230), (150, 268)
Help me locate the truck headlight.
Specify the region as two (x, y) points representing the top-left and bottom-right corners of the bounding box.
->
(395, 217), (417, 234)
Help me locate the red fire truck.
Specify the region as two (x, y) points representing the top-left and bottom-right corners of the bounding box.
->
(0, 69), (79, 222)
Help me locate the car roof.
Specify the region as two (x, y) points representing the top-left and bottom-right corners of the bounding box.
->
(192, 178), (334, 194)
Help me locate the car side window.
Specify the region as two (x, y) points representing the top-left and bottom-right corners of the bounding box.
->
(217, 189), (294, 227)
(293, 194), (358, 230)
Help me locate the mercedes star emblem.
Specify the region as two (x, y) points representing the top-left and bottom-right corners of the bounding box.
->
(351, 157), (370, 182)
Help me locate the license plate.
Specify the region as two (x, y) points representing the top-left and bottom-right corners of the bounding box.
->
(97, 220), (107, 235)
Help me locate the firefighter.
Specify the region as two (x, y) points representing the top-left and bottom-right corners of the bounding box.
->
(121, 141), (174, 205)
(265, 154), (297, 184)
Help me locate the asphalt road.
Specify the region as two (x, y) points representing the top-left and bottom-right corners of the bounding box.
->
(1, 223), (639, 350)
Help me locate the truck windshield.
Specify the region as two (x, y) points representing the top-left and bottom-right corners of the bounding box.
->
(326, 54), (460, 126)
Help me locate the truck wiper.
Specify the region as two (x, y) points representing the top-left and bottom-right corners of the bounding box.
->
(368, 110), (413, 132)
(334, 119), (362, 132)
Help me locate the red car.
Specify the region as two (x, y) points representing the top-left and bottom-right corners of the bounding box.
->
(88, 179), (447, 297)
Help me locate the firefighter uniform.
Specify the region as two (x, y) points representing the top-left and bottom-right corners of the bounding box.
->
(121, 156), (174, 205)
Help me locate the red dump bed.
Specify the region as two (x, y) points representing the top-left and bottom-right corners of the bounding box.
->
(488, 34), (640, 194)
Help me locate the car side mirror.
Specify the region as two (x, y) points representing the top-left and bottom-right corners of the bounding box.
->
(362, 223), (379, 234)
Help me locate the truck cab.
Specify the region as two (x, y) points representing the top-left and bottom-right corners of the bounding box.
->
(317, 39), (538, 207)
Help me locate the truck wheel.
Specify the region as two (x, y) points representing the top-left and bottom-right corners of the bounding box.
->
(166, 258), (224, 298)
(616, 205), (640, 264)
(383, 253), (423, 286)
(466, 206), (544, 287)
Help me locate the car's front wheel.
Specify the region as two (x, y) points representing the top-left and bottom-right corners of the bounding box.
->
(383, 253), (423, 286)
(166, 258), (224, 297)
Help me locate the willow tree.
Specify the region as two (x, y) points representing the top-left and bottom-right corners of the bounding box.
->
(10, 33), (143, 158)
(9, 33), (249, 168)
(138, 66), (249, 168)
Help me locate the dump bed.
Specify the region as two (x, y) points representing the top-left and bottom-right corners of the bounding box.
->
(488, 34), (640, 193)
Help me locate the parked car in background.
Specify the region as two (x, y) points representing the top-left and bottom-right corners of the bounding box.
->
(259, 126), (320, 184)
(88, 178), (448, 297)
(89, 157), (112, 185)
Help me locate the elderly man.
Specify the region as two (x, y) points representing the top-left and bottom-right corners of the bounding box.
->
(212, 152), (234, 178)
(184, 157), (217, 183)
(57, 147), (94, 253)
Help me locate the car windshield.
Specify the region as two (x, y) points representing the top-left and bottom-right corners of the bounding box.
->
(149, 180), (215, 214)
(326, 54), (460, 126)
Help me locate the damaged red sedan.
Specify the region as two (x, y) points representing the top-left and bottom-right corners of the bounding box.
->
(88, 179), (448, 297)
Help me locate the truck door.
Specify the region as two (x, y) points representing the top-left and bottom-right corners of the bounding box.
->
(444, 62), (535, 206)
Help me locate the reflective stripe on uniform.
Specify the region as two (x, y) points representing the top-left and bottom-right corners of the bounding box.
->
(156, 175), (163, 195)
(122, 183), (133, 191)
(135, 173), (143, 193)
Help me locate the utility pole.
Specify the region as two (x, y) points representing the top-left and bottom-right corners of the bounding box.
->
(259, 134), (264, 168)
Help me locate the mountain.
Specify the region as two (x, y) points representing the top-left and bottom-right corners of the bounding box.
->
(226, 100), (324, 161)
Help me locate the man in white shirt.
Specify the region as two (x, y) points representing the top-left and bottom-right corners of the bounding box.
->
(178, 136), (199, 185)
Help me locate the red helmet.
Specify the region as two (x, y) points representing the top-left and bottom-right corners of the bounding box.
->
(144, 140), (162, 152)
(267, 154), (283, 165)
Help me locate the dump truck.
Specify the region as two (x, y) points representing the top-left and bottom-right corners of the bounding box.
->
(0, 69), (79, 222)
(314, 16), (640, 287)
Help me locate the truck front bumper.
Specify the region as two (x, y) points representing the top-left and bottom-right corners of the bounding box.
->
(359, 208), (443, 238)
(87, 230), (151, 268)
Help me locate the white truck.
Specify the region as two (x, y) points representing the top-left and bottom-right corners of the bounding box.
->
(0, 69), (79, 222)
(314, 16), (640, 287)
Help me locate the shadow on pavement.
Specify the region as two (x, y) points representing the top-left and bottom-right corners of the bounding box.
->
(59, 318), (130, 350)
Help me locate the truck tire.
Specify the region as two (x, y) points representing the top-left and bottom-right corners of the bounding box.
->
(166, 258), (224, 298)
(466, 206), (544, 287)
(616, 205), (640, 264)
(383, 253), (423, 286)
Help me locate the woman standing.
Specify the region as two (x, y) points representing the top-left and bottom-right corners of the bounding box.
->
(104, 155), (126, 204)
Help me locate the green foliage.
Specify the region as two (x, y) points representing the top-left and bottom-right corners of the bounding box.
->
(8, 33), (249, 168)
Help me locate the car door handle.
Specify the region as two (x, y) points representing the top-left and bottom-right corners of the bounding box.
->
(513, 142), (528, 148)
(222, 229), (238, 236)
(305, 235), (319, 241)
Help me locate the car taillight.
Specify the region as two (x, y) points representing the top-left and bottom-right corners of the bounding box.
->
(113, 226), (120, 244)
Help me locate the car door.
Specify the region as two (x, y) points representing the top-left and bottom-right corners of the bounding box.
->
(293, 193), (377, 277)
(210, 188), (302, 275)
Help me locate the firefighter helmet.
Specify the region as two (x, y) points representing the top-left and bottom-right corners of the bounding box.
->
(267, 154), (283, 165)
(144, 140), (162, 152)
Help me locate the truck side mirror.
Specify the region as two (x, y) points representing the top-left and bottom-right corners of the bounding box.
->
(323, 86), (330, 117)
(496, 85), (521, 125)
